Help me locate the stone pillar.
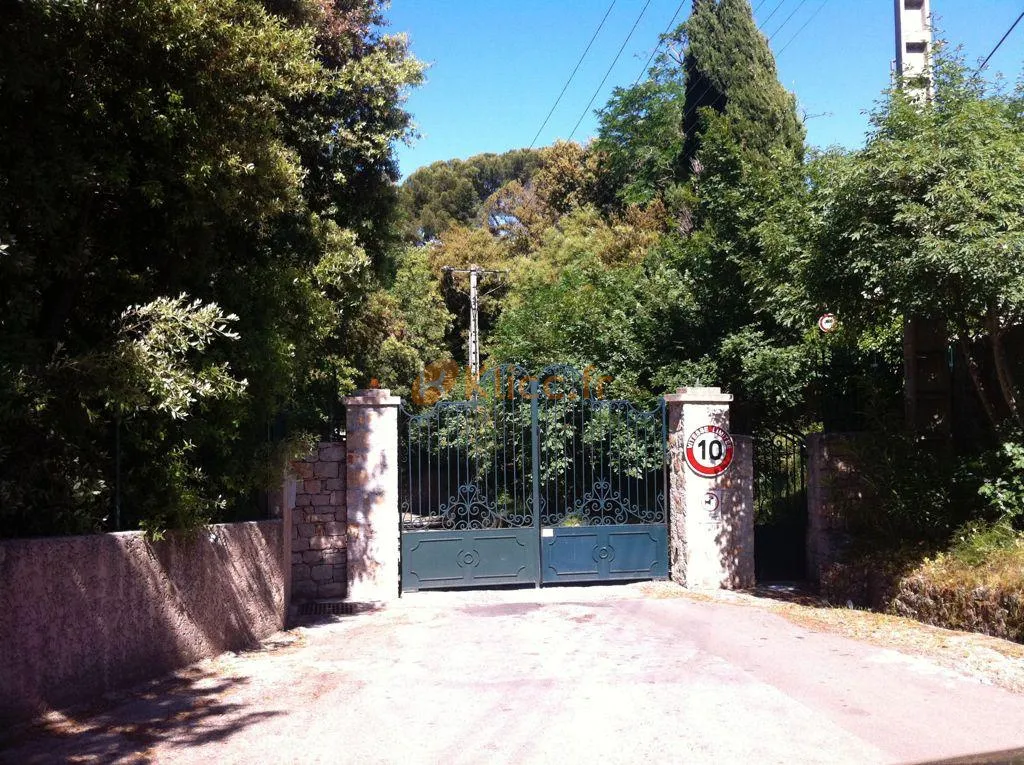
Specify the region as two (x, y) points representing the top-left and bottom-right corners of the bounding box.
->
(665, 387), (755, 590)
(344, 389), (401, 603)
(280, 475), (296, 620)
(806, 433), (861, 586)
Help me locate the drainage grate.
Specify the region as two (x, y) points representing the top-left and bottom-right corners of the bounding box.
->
(297, 600), (357, 616)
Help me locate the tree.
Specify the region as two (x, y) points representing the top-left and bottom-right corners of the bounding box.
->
(676, 0), (805, 173)
(594, 63), (686, 206)
(808, 52), (1024, 434)
(399, 149), (544, 242)
(0, 0), (422, 536)
(352, 247), (454, 398)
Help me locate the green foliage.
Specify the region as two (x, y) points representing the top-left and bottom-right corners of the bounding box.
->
(108, 296), (247, 420)
(0, 0), (422, 537)
(399, 149), (544, 242)
(978, 441), (1024, 524)
(841, 434), (962, 546)
(352, 247), (454, 397)
(490, 216), (696, 399)
(807, 48), (1024, 430)
(947, 519), (1022, 569)
(677, 0), (805, 173)
(595, 72), (686, 206)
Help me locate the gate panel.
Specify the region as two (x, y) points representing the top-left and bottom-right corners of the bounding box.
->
(753, 431), (808, 581)
(541, 525), (668, 583)
(402, 528), (538, 591)
(400, 370), (539, 591)
(535, 366), (669, 585)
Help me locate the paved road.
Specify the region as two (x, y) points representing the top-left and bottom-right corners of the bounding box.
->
(5, 586), (1024, 764)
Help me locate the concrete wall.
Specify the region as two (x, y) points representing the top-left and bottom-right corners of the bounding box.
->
(290, 440), (348, 602)
(344, 390), (401, 603)
(0, 521), (285, 724)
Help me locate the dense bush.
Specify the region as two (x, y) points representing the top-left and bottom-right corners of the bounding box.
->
(0, 0), (422, 537)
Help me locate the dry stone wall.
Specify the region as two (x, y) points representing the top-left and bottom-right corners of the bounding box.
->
(291, 440), (347, 601)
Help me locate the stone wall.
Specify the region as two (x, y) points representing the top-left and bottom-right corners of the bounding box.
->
(290, 440), (348, 602)
(806, 433), (865, 585)
(0, 521), (285, 724)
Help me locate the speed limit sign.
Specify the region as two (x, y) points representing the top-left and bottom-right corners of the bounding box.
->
(685, 425), (735, 477)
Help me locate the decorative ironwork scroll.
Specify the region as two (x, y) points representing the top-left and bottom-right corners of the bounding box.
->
(399, 364), (667, 532)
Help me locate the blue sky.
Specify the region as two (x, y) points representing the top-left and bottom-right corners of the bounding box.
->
(386, 0), (1024, 178)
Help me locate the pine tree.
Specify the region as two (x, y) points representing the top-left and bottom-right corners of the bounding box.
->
(680, 0), (804, 174)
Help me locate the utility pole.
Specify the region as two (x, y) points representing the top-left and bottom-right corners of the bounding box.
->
(894, 0), (933, 101)
(441, 264), (506, 379)
(894, 0), (951, 447)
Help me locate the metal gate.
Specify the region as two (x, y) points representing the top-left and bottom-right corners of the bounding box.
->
(399, 365), (669, 591)
(753, 431), (808, 581)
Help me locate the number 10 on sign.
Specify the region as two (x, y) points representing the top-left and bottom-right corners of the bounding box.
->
(685, 425), (734, 477)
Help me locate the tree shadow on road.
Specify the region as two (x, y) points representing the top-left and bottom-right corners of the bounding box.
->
(746, 581), (829, 608)
(0, 665), (282, 764)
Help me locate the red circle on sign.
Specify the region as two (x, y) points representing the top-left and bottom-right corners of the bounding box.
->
(685, 425), (735, 477)
(818, 313), (837, 333)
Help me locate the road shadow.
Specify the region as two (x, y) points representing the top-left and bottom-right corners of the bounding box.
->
(0, 664), (282, 764)
(745, 581), (829, 608)
(908, 748), (1024, 765)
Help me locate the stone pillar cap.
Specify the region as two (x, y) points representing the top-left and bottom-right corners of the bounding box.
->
(344, 388), (401, 406)
(663, 386), (733, 404)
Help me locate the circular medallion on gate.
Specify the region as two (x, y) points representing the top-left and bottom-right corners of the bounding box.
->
(457, 549), (480, 568)
(685, 425), (735, 477)
(592, 544), (616, 563)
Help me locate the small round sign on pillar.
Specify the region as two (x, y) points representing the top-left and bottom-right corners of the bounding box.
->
(685, 425), (735, 477)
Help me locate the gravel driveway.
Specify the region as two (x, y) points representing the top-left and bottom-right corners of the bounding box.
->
(5, 584), (1024, 764)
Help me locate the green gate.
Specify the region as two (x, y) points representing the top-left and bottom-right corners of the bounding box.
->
(399, 365), (669, 592)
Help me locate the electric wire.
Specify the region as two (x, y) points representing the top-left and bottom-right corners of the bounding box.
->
(632, 0), (687, 88)
(776, 0), (830, 56)
(767, 0), (810, 42)
(977, 9), (1024, 74)
(568, 0), (654, 141)
(529, 0), (618, 149)
(758, 0), (789, 31)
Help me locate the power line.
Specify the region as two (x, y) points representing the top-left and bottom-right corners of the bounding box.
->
(776, 0), (829, 55)
(632, 0), (687, 88)
(767, 0), (810, 42)
(977, 9), (1024, 74)
(529, 0), (618, 149)
(568, 0), (655, 141)
(758, 0), (789, 31)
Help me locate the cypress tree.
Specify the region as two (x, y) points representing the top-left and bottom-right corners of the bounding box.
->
(680, 0), (805, 173)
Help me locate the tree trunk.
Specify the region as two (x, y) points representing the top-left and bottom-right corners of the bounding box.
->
(956, 334), (1000, 433)
(988, 307), (1023, 429)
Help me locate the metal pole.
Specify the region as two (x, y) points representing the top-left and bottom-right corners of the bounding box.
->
(469, 264), (480, 380)
(530, 378), (541, 588)
(115, 416), (121, 531)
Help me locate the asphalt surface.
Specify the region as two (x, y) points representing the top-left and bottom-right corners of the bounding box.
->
(5, 585), (1024, 764)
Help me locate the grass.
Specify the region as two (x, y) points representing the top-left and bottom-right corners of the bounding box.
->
(928, 522), (1024, 586)
(821, 522), (1024, 644)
